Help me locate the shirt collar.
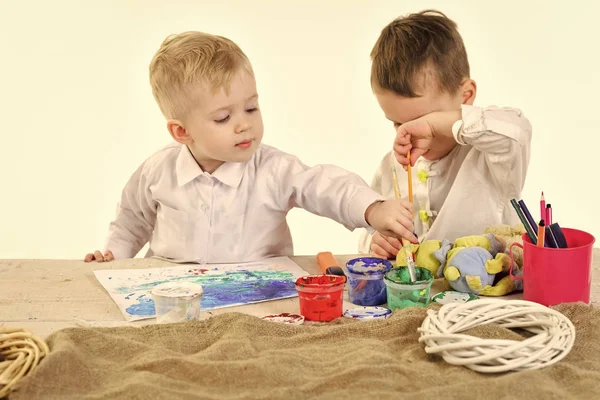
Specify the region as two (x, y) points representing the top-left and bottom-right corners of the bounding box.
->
(175, 145), (246, 188)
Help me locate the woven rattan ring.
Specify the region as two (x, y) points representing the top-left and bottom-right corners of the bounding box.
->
(0, 327), (49, 397)
(418, 299), (575, 373)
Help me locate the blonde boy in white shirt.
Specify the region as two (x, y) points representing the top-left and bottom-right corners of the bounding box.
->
(359, 10), (532, 258)
(85, 32), (416, 263)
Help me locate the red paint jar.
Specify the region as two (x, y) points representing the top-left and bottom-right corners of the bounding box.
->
(295, 275), (345, 322)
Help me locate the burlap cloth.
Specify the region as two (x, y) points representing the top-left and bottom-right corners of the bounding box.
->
(10, 303), (600, 400)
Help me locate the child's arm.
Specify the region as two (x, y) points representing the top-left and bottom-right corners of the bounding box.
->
(395, 105), (532, 193)
(271, 153), (415, 242)
(84, 164), (157, 262)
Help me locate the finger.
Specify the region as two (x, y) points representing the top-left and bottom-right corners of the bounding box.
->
(84, 253), (94, 262)
(104, 250), (115, 262)
(399, 199), (414, 213)
(374, 235), (400, 255)
(393, 151), (411, 166)
(370, 243), (392, 259)
(386, 218), (416, 244)
(389, 199), (413, 220)
(410, 148), (428, 165)
(383, 235), (402, 251)
(393, 142), (412, 156)
(93, 250), (105, 262)
(394, 132), (411, 145)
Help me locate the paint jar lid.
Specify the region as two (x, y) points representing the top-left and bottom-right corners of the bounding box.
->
(261, 313), (305, 325)
(151, 282), (203, 299)
(431, 291), (479, 304)
(346, 257), (393, 276)
(343, 306), (392, 320)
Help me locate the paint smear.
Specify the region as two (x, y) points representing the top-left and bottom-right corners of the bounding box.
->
(94, 257), (307, 321)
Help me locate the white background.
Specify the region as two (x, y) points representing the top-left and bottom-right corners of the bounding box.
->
(1, 0), (597, 259)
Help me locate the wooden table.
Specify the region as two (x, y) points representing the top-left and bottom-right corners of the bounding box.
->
(2, 251), (599, 339)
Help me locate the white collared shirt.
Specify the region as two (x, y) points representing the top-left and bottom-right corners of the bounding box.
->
(358, 104), (532, 253)
(105, 143), (382, 263)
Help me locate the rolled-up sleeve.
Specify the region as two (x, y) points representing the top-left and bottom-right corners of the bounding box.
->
(454, 104), (532, 195)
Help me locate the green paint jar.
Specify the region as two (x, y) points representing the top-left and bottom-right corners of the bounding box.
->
(384, 267), (433, 310)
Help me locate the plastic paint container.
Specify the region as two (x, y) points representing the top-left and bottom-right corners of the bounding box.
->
(346, 257), (393, 306)
(384, 267), (433, 310)
(295, 275), (345, 322)
(343, 306), (392, 320)
(151, 282), (204, 324)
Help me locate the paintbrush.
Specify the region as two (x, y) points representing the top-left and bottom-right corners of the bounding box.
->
(391, 165), (417, 282)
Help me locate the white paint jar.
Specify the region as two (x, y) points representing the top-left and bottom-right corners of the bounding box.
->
(151, 282), (204, 324)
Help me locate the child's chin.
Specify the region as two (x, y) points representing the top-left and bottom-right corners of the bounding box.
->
(226, 150), (256, 163)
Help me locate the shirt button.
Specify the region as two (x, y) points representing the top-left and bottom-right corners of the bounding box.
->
(419, 210), (430, 223)
(418, 169), (428, 183)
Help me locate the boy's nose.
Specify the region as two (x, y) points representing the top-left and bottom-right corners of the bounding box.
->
(235, 121), (251, 134)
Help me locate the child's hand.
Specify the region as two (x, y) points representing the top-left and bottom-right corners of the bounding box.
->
(370, 232), (402, 259)
(393, 110), (461, 167)
(84, 250), (115, 263)
(365, 200), (416, 244)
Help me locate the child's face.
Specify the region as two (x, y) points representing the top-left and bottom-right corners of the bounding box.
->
(374, 81), (470, 161)
(177, 69), (264, 173)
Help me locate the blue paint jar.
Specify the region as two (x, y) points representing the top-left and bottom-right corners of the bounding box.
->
(346, 257), (393, 306)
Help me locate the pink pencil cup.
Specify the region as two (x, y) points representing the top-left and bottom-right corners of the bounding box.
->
(509, 228), (595, 306)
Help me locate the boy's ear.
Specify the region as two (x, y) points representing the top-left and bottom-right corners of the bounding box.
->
(167, 119), (193, 145)
(461, 79), (477, 105)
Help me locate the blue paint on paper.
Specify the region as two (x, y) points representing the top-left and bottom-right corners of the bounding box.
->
(122, 269), (297, 316)
(126, 297), (155, 316)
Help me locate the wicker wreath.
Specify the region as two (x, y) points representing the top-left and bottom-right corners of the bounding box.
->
(0, 327), (49, 397)
(418, 299), (575, 373)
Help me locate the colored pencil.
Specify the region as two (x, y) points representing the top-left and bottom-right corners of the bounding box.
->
(510, 199), (537, 243)
(540, 192), (546, 222)
(537, 220), (546, 247)
(518, 199), (538, 234)
(391, 166), (417, 282)
(546, 204), (552, 225)
(406, 151), (414, 203)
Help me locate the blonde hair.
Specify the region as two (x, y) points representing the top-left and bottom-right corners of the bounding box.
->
(149, 31), (253, 119)
(371, 10), (470, 97)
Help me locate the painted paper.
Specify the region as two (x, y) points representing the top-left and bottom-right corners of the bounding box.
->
(94, 257), (307, 321)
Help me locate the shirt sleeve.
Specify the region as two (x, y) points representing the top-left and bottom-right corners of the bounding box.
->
(271, 154), (384, 231)
(455, 104), (532, 195)
(104, 163), (157, 259)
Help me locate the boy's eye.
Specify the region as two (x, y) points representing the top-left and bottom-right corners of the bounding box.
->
(246, 107), (258, 113)
(215, 115), (230, 124)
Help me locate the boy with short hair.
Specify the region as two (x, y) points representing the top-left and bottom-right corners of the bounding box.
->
(359, 10), (532, 258)
(86, 31), (416, 263)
